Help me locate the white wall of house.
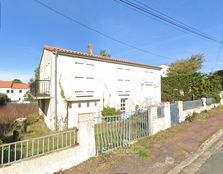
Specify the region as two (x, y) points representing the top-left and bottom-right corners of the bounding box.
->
(159, 64), (169, 77)
(39, 49), (161, 130)
(0, 87), (28, 102)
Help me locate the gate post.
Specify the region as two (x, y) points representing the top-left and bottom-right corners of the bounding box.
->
(78, 115), (96, 157)
(177, 101), (183, 122)
(147, 106), (158, 136)
(163, 102), (171, 129)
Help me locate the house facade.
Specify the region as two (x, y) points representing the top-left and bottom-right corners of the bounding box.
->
(31, 45), (162, 130)
(159, 64), (169, 77)
(0, 81), (29, 102)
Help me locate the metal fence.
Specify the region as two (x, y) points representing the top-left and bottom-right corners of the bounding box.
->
(157, 105), (165, 118)
(183, 100), (203, 110)
(30, 80), (50, 97)
(206, 98), (215, 105)
(0, 128), (78, 166)
(94, 110), (149, 154)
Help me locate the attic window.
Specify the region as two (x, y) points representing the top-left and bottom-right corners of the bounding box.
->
(75, 62), (84, 65)
(144, 70), (153, 74)
(86, 77), (94, 80)
(75, 76), (84, 79)
(86, 91), (94, 93)
(86, 63), (94, 66)
(75, 91), (83, 94)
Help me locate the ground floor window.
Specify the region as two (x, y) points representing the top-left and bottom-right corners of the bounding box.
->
(120, 98), (127, 113)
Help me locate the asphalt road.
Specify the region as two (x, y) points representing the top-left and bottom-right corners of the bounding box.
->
(197, 146), (223, 174)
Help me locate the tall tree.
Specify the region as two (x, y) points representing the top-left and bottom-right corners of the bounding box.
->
(12, 79), (22, 83)
(99, 50), (111, 57)
(34, 65), (40, 80)
(162, 54), (221, 102)
(214, 70), (223, 89)
(167, 54), (204, 76)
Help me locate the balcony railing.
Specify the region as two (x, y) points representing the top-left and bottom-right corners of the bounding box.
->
(30, 80), (50, 98)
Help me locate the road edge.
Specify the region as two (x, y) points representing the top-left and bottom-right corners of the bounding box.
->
(167, 127), (223, 174)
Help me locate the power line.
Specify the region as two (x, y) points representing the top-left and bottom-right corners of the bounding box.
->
(33, 0), (172, 60)
(212, 33), (223, 72)
(116, 0), (223, 45)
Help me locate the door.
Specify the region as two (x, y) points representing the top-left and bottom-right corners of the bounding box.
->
(170, 103), (179, 126)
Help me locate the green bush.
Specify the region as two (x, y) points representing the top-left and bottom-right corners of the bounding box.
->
(0, 93), (10, 105)
(102, 107), (121, 116)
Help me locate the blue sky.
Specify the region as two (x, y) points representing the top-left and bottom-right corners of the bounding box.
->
(1, 0), (223, 82)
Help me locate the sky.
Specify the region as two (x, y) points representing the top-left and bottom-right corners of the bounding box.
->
(1, 0), (223, 82)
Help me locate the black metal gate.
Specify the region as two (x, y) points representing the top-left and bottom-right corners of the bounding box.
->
(170, 103), (179, 126)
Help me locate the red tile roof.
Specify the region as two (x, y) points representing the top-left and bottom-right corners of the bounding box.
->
(0, 80), (29, 89)
(44, 45), (161, 70)
(12, 83), (29, 89)
(0, 81), (12, 88)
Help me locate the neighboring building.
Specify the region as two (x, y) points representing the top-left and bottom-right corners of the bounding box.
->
(0, 80), (29, 102)
(159, 64), (169, 77)
(31, 45), (162, 130)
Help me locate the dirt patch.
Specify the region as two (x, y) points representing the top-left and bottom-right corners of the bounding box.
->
(62, 106), (223, 174)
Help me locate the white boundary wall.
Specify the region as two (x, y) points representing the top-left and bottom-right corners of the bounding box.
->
(0, 115), (96, 174)
(0, 98), (221, 173)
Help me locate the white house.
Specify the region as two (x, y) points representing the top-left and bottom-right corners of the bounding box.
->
(31, 45), (162, 130)
(159, 64), (169, 77)
(0, 80), (29, 102)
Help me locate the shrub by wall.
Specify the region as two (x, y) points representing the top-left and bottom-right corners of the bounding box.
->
(0, 103), (38, 137)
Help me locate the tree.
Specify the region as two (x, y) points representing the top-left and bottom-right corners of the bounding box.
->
(214, 70), (223, 90)
(162, 54), (221, 102)
(12, 79), (22, 83)
(167, 54), (204, 76)
(0, 93), (10, 105)
(99, 50), (111, 57)
(34, 65), (40, 80)
(162, 72), (221, 102)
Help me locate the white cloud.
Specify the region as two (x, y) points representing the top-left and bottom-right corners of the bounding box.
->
(0, 71), (33, 83)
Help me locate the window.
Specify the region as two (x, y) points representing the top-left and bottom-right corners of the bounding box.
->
(19, 90), (22, 93)
(75, 76), (84, 79)
(11, 90), (14, 93)
(94, 102), (97, 106)
(87, 102), (90, 107)
(86, 77), (94, 80)
(75, 62), (84, 65)
(86, 63), (94, 66)
(78, 103), (81, 108)
(120, 98), (127, 113)
(6, 90), (9, 93)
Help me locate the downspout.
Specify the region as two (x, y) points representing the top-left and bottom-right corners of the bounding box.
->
(53, 50), (58, 131)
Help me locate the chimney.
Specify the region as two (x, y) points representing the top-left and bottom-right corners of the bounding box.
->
(87, 44), (93, 54)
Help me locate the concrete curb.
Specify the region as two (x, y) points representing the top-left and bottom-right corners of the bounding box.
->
(167, 127), (223, 174)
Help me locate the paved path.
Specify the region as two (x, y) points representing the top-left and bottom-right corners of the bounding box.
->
(197, 146), (223, 174)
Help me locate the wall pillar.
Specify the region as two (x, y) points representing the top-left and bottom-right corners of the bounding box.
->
(148, 105), (158, 136)
(201, 97), (207, 107)
(177, 101), (184, 122)
(220, 91), (223, 105)
(78, 114), (96, 157)
(163, 102), (171, 129)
